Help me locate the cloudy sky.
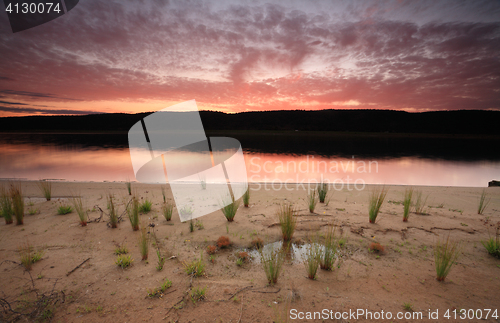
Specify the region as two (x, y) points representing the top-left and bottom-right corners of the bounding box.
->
(0, 0), (499, 116)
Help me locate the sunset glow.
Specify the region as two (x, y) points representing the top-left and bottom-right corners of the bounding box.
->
(0, 0), (499, 116)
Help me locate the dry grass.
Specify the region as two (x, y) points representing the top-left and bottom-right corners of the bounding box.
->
(0, 185), (13, 224)
(70, 195), (87, 226)
(403, 187), (413, 222)
(478, 189), (491, 215)
(139, 225), (150, 260)
(304, 240), (321, 280)
(259, 246), (286, 285)
(162, 202), (173, 221)
(127, 195), (140, 231)
(106, 194), (118, 228)
(320, 224), (338, 271)
(307, 190), (318, 213)
(36, 180), (52, 201)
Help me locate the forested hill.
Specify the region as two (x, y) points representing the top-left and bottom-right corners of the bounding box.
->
(0, 109), (498, 135)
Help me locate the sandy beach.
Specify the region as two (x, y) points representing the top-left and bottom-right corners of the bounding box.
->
(1, 181), (499, 322)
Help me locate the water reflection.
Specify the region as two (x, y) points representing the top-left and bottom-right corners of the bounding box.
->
(0, 134), (498, 186)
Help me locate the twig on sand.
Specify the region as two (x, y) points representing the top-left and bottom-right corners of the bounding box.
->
(66, 258), (91, 276)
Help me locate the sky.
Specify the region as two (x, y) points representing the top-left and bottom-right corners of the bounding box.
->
(0, 0), (499, 116)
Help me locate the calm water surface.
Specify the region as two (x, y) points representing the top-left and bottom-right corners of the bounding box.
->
(0, 133), (498, 187)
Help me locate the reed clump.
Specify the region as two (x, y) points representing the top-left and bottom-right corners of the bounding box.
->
(127, 195), (140, 231)
(434, 235), (462, 281)
(10, 182), (24, 225)
(37, 180), (52, 201)
(304, 240), (321, 280)
(320, 224), (338, 271)
(482, 225), (500, 258)
(70, 195), (87, 226)
(107, 194), (118, 228)
(317, 181), (329, 203)
(162, 202), (173, 221)
(478, 189), (491, 215)
(403, 187), (413, 222)
(307, 190), (318, 213)
(139, 225), (150, 260)
(125, 179), (132, 195)
(414, 190), (428, 215)
(221, 195), (240, 222)
(259, 246), (286, 285)
(277, 203), (297, 241)
(368, 187), (388, 224)
(0, 186), (13, 224)
(243, 188), (250, 207)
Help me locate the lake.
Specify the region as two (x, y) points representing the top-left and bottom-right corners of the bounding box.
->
(0, 133), (498, 187)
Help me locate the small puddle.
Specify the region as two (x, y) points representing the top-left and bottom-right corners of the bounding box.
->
(245, 241), (334, 264)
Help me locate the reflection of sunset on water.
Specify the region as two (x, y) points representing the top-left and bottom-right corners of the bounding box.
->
(0, 142), (498, 187)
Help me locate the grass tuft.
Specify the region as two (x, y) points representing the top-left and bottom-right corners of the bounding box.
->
(114, 243), (128, 255)
(277, 203), (297, 241)
(259, 246), (286, 285)
(57, 205), (72, 215)
(139, 225), (150, 260)
(107, 194), (118, 228)
(0, 186), (13, 224)
(307, 190), (318, 213)
(190, 286), (207, 304)
(147, 279), (172, 298)
(304, 241), (321, 280)
(125, 179), (132, 195)
(403, 187), (413, 222)
(243, 188), (250, 207)
(434, 235), (462, 282)
(139, 198), (152, 213)
(183, 254), (205, 277)
(251, 237), (264, 249)
(156, 249), (166, 271)
(70, 195), (87, 226)
(115, 255), (133, 269)
(368, 187), (388, 223)
(320, 224), (338, 271)
(478, 189), (491, 215)
(481, 225), (500, 258)
(221, 195), (240, 222)
(162, 202), (173, 221)
(414, 190), (428, 215)
(19, 241), (44, 271)
(127, 196), (140, 231)
(161, 185), (166, 203)
(317, 181), (329, 203)
(37, 180), (52, 201)
(10, 182), (24, 225)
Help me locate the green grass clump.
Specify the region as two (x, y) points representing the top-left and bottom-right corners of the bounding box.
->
(156, 249), (166, 271)
(139, 225), (150, 260)
(183, 254), (206, 277)
(107, 194), (118, 228)
(147, 279), (172, 298)
(114, 244), (128, 255)
(125, 179), (132, 195)
(482, 226), (500, 258)
(259, 246), (286, 285)
(189, 219), (194, 232)
(37, 180), (52, 201)
(317, 181), (329, 203)
(304, 241), (321, 280)
(243, 188), (250, 207)
(70, 195), (87, 226)
(0, 186), (13, 224)
(115, 255), (133, 269)
(139, 198), (152, 213)
(10, 182), (24, 225)
(277, 203), (297, 241)
(478, 189), (491, 215)
(57, 205), (72, 215)
(19, 242), (44, 271)
(127, 196), (140, 231)
(403, 187), (414, 222)
(221, 195), (240, 222)
(307, 190), (318, 213)
(434, 235), (462, 281)
(161, 186), (166, 203)
(414, 190), (428, 215)
(190, 286), (207, 304)
(368, 187), (388, 223)
(320, 224), (338, 271)
(162, 202), (173, 221)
